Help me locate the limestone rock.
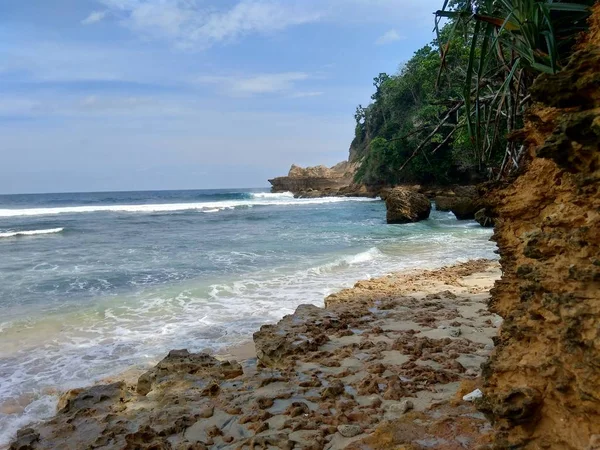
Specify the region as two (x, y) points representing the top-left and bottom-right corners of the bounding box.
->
(253, 304), (333, 367)
(337, 424), (362, 438)
(57, 382), (130, 414)
(384, 187), (431, 224)
(137, 349), (242, 395)
(9, 428), (39, 450)
(479, 7), (600, 448)
(269, 161), (361, 195)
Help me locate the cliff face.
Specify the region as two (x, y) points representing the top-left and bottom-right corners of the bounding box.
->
(480, 5), (600, 448)
(268, 161), (365, 196)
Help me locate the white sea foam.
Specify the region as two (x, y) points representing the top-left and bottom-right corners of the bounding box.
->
(0, 197), (377, 217)
(250, 192), (295, 199)
(0, 206), (497, 447)
(0, 228), (64, 238)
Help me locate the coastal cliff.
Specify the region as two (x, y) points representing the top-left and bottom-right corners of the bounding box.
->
(268, 162), (371, 198)
(478, 5), (600, 448)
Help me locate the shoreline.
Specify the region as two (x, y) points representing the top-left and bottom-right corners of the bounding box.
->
(8, 258), (502, 449)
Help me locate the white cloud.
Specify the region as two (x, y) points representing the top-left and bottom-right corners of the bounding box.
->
(376, 29), (404, 45)
(81, 10), (108, 25)
(81, 0), (439, 48)
(290, 91), (323, 98)
(196, 72), (311, 96)
(93, 0), (321, 49)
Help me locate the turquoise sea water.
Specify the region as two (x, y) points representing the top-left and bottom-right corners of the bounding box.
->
(0, 188), (496, 444)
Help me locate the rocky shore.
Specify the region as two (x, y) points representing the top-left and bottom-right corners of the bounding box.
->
(268, 163), (492, 227)
(10, 260), (502, 450)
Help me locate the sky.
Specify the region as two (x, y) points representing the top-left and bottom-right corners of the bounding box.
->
(0, 0), (441, 194)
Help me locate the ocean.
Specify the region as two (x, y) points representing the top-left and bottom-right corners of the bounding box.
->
(0, 188), (496, 445)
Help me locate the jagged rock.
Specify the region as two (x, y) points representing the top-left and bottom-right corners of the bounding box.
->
(480, 6), (600, 448)
(384, 187), (431, 224)
(9, 428), (39, 450)
(57, 382), (130, 414)
(137, 350), (242, 395)
(253, 305), (332, 367)
(269, 161), (359, 195)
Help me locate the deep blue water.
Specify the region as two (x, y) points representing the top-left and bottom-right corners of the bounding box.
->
(0, 188), (496, 444)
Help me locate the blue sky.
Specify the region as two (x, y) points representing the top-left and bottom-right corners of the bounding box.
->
(0, 0), (440, 194)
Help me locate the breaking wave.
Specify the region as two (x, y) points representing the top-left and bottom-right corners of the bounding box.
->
(0, 228), (64, 238)
(0, 195), (377, 218)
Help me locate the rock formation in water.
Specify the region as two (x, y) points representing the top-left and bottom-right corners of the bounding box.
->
(383, 187), (431, 224)
(434, 185), (482, 220)
(268, 161), (371, 197)
(478, 6), (600, 448)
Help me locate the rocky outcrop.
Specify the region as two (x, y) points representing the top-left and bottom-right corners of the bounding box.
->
(253, 305), (332, 368)
(434, 185), (482, 220)
(10, 261), (502, 450)
(384, 187), (431, 224)
(479, 7), (600, 449)
(269, 161), (356, 196)
(136, 349), (243, 396)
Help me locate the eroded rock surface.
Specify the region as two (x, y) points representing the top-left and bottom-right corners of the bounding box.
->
(435, 186), (482, 220)
(479, 6), (600, 449)
(10, 261), (501, 450)
(384, 187), (431, 224)
(268, 162), (370, 198)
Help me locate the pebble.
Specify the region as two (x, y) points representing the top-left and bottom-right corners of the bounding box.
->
(387, 399), (414, 414)
(337, 424), (362, 438)
(449, 327), (462, 337)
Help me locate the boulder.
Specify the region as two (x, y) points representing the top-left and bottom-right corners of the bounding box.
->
(384, 188), (431, 224)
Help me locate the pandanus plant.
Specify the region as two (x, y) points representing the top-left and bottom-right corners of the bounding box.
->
(434, 0), (591, 177)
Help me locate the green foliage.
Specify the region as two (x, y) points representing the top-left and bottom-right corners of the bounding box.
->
(352, 0), (591, 186)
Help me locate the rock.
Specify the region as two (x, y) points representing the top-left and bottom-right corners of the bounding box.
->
(253, 304), (332, 367)
(435, 196), (481, 220)
(136, 350), (242, 395)
(587, 435), (600, 450)
(463, 388), (483, 402)
(449, 328), (462, 337)
(384, 188), (431, 224)
(399, 399), (414, 414)
(269, 162), (360, 195)
(479, 11), (600, 447)
(198, 406), (214, 418)
(483, 388), (542, 423)
(321, 380), (345, 399)
(475, 208), (495, 227)
(386, 399), (414, 415)
(248, 432), (294, 450)
(256, 397), (275, 409)
(57, 382), (129, 414)
(337, 424), (362, 438)
(9, 428), (39, 450)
